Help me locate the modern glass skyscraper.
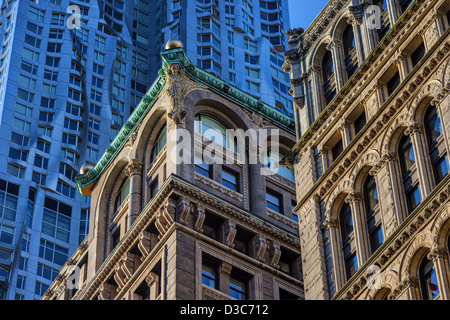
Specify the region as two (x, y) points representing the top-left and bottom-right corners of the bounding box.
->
(165, 0), (293, 114)
(0, 0), (291, 300)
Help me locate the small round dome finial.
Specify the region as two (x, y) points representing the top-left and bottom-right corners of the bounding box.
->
(165, 39), (183, 50)
(80, 163), (95, 175)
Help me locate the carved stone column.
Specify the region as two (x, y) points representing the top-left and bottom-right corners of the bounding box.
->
(323, 216), (343, 291)
(338, 119), (352, 148)
(428, 249), (449, 300)
(394, 52), (409, 81)
(345, 192), (370, 265)
(404, 124), (434, 196)
(309, 64), (324, 118)
(125, 159), (143, 226)
(384, 152), (407, 224)
(327, 40), (347, 90)
(347, 15), (365, 63)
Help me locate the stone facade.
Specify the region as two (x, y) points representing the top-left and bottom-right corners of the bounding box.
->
(284, 0), (450, 300)
(41, 44), (303, 300)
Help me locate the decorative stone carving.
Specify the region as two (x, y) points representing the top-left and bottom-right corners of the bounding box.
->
(224, 220), (236, 248)
(99, 283), (115, 300)
(220, 262), (233, 275)
(165, 64), (187, 125)
(124, 159), (143, 177)
(269, 241), (281, 269)
(120, 252), (136, 279)
(155, 199), (175, 239)
(254, 234), (267, 262)
(194, 203), (206, 233)
(138, 231), (152, 260)
(176, 197), (191, 225)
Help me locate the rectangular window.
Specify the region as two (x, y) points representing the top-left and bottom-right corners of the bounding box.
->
(0, 179), (19, 222)
(39, 239), (68, 265)
(195, 156), (212, 178)
(0, 224), (14, 244)
(37, 263), (59, 281)
(331, 138), (343, 161)
(386, 71), (400, 96)
(266, 190), (282, 213)
(222, 168), (239, 192)
(56, 180), (76, 199)
(42, 197), (72, 242)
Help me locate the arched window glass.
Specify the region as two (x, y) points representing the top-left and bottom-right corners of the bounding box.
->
(364, 175), (383, 253)
(114, 177), (130, 213)
(343, 24), (358, 78)
(399, 135), (415, 173)
(374, 0), (390, 39)
(195, 114), (236, 151)
(340, 202), (358, 279)
(399, 134), (421, 214)
(420, 257), (440, 300)
(265, 150), (295, 182)
(424, 106), (448, 184)
(150, 124), (167, 163)
(322, 50), (336, 105)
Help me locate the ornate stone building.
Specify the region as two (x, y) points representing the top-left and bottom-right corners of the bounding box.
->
(283, 0), (450, 299)
(41, 41), (303, 300)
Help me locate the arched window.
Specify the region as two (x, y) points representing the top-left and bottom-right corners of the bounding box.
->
(265, 150), (295, 182)
(114, 177), (130, 213)
(195, 114), (235, 151)
(398, 134), (421, 214)
(374, 0), (390, 40)
(424, 106), (449, 184)
(363, 175), (383, 253)
(322, 50), (336, 106)
(150, 124), (167, 164)
(340, 202), (358, 280)
(342, 24), (358, 78)
(419, 257), (440, 300)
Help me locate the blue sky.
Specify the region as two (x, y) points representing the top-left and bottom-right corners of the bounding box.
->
(287, 0), (330, 29)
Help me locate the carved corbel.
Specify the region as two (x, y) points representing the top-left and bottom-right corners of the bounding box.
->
(194, 204), (206, 233)
(98, 283), (115, 300)
(155, 200), (175, 238)
(176, 197), (191, 226)
(121, 252), (136, 279)
(138, 231), (153, 260)
(114, 263), (127, 289)
(254, 234), (268, 262)
(270, 241), (281, 269)
(224, 220), (236, 248)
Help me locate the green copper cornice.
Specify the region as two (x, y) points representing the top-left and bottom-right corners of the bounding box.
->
(161, 48), (295, 132)
(75, 73), (167, 194)
(76, 47), (295, 194)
